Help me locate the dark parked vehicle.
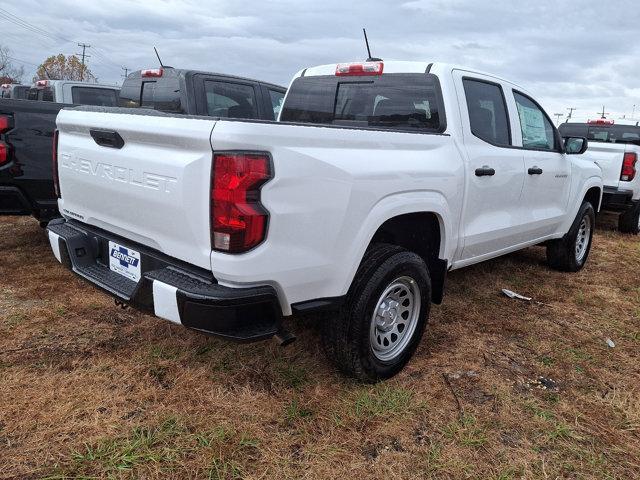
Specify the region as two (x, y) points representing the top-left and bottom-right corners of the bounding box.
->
(0, 69), (286, 223)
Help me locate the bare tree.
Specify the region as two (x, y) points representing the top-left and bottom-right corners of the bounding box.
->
(0, 45), (25, 84)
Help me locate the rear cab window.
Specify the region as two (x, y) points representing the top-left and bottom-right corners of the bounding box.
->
(118, 71), (183, 113)
(559, 123), (640, 144)
(204, 81), (258, 118)
(280, 73), (445, 133)
(71, 87), (118, 106)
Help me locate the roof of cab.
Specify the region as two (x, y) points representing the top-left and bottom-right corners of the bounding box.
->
(128, 67), (287, 92)
(297, 60), (525, 90)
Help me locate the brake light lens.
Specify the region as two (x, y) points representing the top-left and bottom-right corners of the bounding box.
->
(0, 115), (10, 133)
(211, 152), (272, 253)
(141, 68), (163, 78)
(335, 62), (384, 76)
(0, 115), (12, 166)
(587, 119), (614, 125)
(621, 152), (637, 182)
(52, 129), (60, 197)
(0, 143), (7, 166)
(36, 79), (48, 88)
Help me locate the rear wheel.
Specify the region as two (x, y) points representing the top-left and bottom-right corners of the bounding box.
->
(546, 202), (595, 272)
(322, 243), (431, 382)
(618, 204), (640, 234)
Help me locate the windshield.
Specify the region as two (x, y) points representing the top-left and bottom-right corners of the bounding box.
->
(280, 73), (444, 132)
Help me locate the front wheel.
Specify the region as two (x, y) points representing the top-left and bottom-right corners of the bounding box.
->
(322, 243), (431, 382)
(546, 202), (595, 272)
(618, 204), (640, 234)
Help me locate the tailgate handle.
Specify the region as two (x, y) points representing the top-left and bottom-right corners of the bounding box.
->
(90, 129), (124, 149)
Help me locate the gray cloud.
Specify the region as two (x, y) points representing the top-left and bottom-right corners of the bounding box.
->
(3, 0), (640, 121)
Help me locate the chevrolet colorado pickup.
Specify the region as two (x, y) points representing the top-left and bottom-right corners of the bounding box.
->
(559, 119), (640, 233)
(1, 69), (285, 223)
(47, 61), (602, 381)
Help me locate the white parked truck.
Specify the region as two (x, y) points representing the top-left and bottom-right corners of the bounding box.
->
(47, 61), (602, 381)
(559, 119), (640, 233)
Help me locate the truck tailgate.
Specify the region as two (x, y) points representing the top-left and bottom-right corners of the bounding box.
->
(56, 108), (216, 270)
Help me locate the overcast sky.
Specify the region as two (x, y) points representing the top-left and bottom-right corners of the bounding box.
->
(3, 0), (640, 123)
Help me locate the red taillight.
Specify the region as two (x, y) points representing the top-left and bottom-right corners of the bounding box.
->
(621, 152), (637, 182)
(0, 115), (12, 166)
(141, 68), (163, 78)
(211, 152), (272, 253)
(0, 115), (11, 133)
(587, 119), (614, 125)
(335, 62), (384, 76)
(52, 129), (60, 197)
(0, 143), (7, 166)
(36, 80), (48, 88)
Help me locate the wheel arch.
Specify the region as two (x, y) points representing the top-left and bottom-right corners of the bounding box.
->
(368, 211), (448, 304)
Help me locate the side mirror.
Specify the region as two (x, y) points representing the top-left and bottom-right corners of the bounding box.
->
(564, 136), (588, 155)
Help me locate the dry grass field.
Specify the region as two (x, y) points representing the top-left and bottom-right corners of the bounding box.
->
(0, 215), (638, 479)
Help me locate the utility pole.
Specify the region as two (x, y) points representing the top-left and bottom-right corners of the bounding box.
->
(121, 66), (129, 79)
(76, 43), (91, 81)
(598, 105), (609, 119)
(553, 113), (563, 126)
(567, 107), (577, 121)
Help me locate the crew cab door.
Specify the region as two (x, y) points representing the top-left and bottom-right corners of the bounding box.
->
(511, 90), (571, 236)
(454, 72), (526, 262)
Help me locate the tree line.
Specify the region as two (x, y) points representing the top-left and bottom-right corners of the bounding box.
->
(0, 45), (96, 84)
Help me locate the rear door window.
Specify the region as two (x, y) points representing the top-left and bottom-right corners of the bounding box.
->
(280, 73), (443, 132)
(71, 87), (118, 106)
(204, 81), (258, 118)
(462, 78), (511, 146)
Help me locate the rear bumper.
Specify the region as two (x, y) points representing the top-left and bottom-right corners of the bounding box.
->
(601, 186), (637, 212)
(46, 218), (282, 342)
(0, 185), (32, 215)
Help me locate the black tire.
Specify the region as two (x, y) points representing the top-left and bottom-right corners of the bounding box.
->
(322, 243), (431, 382)
(618, 204), (640, 234)
(546, 202), (595, 272)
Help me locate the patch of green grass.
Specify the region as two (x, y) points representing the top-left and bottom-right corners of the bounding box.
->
(525, 401), (555, 421)
(276, 363), (309, 390)
(567, 348), (593, 362)
(70, 417), (186, 474)
(545, 422), (574, 442)
(148, 344), (180, 360)
(4, 312), (26, 328)
(539, 355), (554, 366)
(195, 426), (234, 447)
(208, 457), (242, 480)
(353, 385), (413, 418)
(442, 414), (488, 448)
(284, 399), (313, 422)
(55, 305), (67, 316)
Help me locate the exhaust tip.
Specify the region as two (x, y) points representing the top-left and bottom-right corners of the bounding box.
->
(274, 328), (296, 346)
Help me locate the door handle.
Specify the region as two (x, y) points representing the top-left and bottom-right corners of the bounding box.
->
(528, 166), (543, 175)
(475, 165), (496, 177)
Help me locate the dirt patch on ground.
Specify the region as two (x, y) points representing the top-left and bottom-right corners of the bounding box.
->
(0, 215), (639, 479)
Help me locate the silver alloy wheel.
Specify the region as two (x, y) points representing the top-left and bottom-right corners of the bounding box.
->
(369, 276), (421, 362)
(575, 214), (591, 263)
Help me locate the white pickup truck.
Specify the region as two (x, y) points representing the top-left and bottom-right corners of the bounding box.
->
(47, 61), (602, 381)
(559, 119), (640, 233)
